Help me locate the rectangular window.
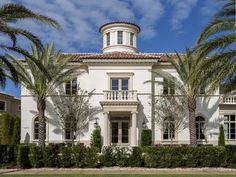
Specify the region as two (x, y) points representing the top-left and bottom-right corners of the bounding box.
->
(163, 120), (175, 140)
(117, 31), (123, 44)
(106, 32), (110, 46)
(0, 101), (6, 111)
(65, 79), (77, 95)
(224, 114), (236, 140)
(65, 121), (73, 140)
(163, 78), (175, 95)
(130, 33), (134, 46)
(111, 78), (129, 91)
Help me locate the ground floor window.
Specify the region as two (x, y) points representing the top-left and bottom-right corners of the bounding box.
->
(163, 117), (175, 140)
(196, 116), (205, 140)
(224, 114), (236, 140)
(111, 121), (129, 145)
(34, 117), (46, 140)
(65, 120), (73, 140)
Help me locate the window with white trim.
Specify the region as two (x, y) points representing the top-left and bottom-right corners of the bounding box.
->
(163, 117), (175, 140)
(117, 31), (123, 44)
(65, 79), (77, 95)
(0, 101), (6, 111)
(224, 114), (236, 140)
(196, 116), (205, 140)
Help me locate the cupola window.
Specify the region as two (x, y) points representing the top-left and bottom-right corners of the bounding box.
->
(106, 32), (110, 46)
(130, 33), (134, 46)
(117, 31), (123, 44)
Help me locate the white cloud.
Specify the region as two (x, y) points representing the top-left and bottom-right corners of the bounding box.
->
(1, 0), (164, 52)
(168, 0), (198, 30)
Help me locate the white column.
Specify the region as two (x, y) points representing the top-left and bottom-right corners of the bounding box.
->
(103, 112), (109, 146)
(131, 111), (138, 146)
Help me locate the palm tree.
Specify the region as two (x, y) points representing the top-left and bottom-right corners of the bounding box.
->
(197, 0), (236, 90)
(7, 43), (79, 147)
(148, 49), (231, 145)
(0, 3), (60, 87)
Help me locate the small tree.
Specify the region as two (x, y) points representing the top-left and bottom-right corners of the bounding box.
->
(90, 129), (102, 151)
(218, 124), (225, 146)
(54, 88), (101, 145)
(141, 129), (152, 147)
(154, 95), (188, 145)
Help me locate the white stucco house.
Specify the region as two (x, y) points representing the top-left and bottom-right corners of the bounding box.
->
(21, 22), (236, 146)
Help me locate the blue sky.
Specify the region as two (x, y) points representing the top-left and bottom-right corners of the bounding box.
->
(0, 0), (224, 98)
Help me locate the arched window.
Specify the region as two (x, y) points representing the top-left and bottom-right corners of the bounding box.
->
(196, 116), (205, 140)
(163, 117), (175, 140)
(34, 117), (46, 140)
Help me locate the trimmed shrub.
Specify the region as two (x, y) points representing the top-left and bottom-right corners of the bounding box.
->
(0, 145), (16, 164)
(226, 145), (236, 168)
(83, 147), (99, 168)
(73, 144), (86, 167)
(100, 146), (115, 167)
(60, 146), (74, 167)
(129, 147), (143, 167)
(90, 129), (102, 152)
(141, 129), (152, 147)
(43, 144), (60, 167)
(17, 145), (30, 168)
(218, 124), (225, 146)
(115, 147), (130, 167)
(29, 145), (44, 168)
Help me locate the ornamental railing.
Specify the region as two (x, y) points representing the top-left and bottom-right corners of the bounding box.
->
(103, 90), (137, 101)
(221, 95), (236, 104)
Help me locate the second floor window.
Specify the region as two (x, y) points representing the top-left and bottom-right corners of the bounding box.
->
(163, 78), (175, 95)
(130, 33), (134, 46)
(65, 79), (77, 95)
(111, 78), (129, 91)
(106, 32), (110, 46)
(117, 31), (123, 44)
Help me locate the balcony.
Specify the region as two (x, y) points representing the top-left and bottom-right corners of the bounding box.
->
(221, 95), (236, 104)
(103, 90), (138, 102)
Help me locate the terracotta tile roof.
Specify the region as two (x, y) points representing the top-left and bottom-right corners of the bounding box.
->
(62, 52), (178, 62)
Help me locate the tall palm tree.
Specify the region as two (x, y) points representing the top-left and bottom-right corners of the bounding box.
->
(197, 0), (236, 90)
(7, 43), (79, 147)
(0, 3), (60, 87)
(148, 49), (231, 145)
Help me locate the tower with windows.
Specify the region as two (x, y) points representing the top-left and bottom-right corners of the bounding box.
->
(99, 21), (140, 53)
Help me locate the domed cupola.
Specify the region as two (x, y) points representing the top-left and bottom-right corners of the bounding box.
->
(99, 21), (141, 53)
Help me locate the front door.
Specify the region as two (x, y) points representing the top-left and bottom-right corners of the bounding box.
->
(111, 121), (129, 145)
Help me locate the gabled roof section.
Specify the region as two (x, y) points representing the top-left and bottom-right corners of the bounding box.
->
(63, 52), (178, 62)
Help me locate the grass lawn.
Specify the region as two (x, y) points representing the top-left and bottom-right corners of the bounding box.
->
(0, 175), (235, 177)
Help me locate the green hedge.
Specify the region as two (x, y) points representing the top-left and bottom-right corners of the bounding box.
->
(90, 129), (102, 152)
(1, 144), (236, 168)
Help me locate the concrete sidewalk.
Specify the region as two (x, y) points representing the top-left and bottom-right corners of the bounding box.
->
(0, 167), (236, 175)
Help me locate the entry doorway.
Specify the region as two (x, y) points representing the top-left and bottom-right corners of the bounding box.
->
(110, 117), (130, 146)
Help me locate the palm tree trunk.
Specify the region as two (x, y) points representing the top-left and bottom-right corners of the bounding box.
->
(188, 97), (197, 146)
(37, 97), (46, 148)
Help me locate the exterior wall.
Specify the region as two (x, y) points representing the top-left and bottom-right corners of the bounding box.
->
(0, 93), (20, 116)
(20, 61), (235, 146)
